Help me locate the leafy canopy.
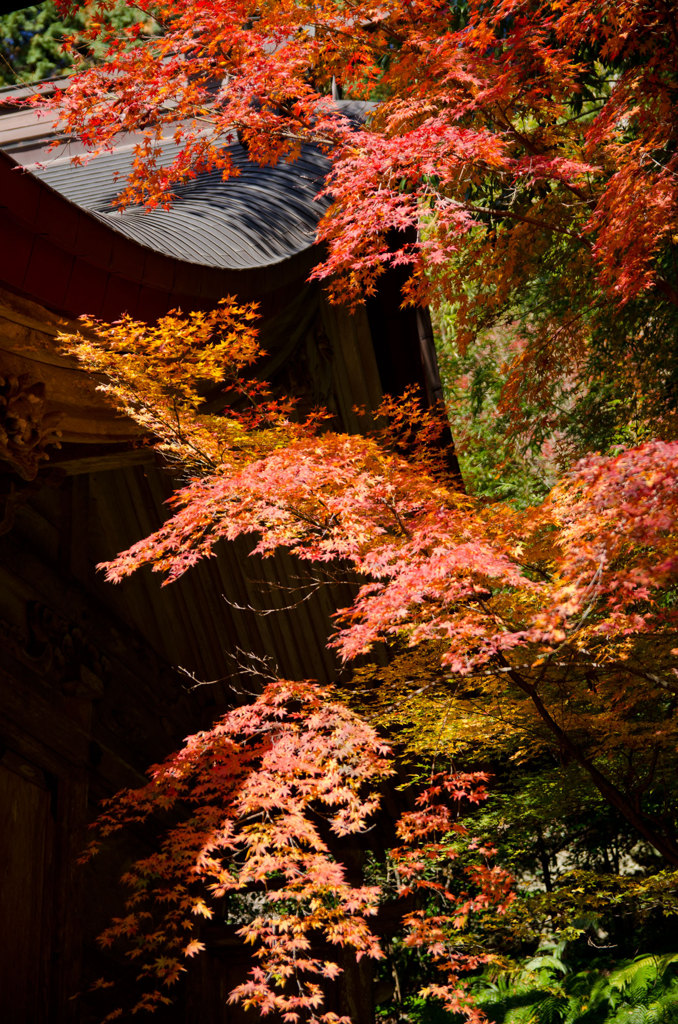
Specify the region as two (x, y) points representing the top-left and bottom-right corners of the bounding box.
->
(49, 0), (678, 314)
(83, 679), (510, 1023)
(0, 1), (148, 86)
(47, 0), (678, 459)
(65, 295), (678, 1021)
(45, 0), (678, 1017)
(64, 303), (678, 874)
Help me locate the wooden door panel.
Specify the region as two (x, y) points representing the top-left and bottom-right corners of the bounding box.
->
(0, 754), (54, 1023)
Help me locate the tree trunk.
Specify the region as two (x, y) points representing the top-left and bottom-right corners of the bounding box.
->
(502, 660), (678, 867)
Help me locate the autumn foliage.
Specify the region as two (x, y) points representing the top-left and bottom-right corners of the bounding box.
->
(66, 299), (678, 869)
(50, 0), (678, 316)
(47, 0), (678, 453)
(84, 679), (510, 1022)
(46, 0), (678, 1018)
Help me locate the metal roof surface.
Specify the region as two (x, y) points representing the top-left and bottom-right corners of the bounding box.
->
(0, 84), (372, 271)
(30, 140), (331, 269)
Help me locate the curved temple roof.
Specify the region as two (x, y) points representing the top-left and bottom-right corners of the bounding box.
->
(28, 140), (331, 270)
(0, 83), (373, 272)
(0, 83), (390, 447)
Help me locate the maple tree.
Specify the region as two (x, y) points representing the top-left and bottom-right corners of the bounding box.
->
(44, 0), (678, 460)
(70, 310), (678, 862)
(43, 0), (678, 440)
(48, 0), (678, 303)
(83, 679), (511, 1022)
(64, 304), (678, 1017)
(41, 0), (678, 1017)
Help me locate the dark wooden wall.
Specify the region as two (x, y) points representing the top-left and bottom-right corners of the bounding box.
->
(0, 277), (391, 1021)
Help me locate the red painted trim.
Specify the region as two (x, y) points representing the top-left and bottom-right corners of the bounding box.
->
(0, 151), (318, 320)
